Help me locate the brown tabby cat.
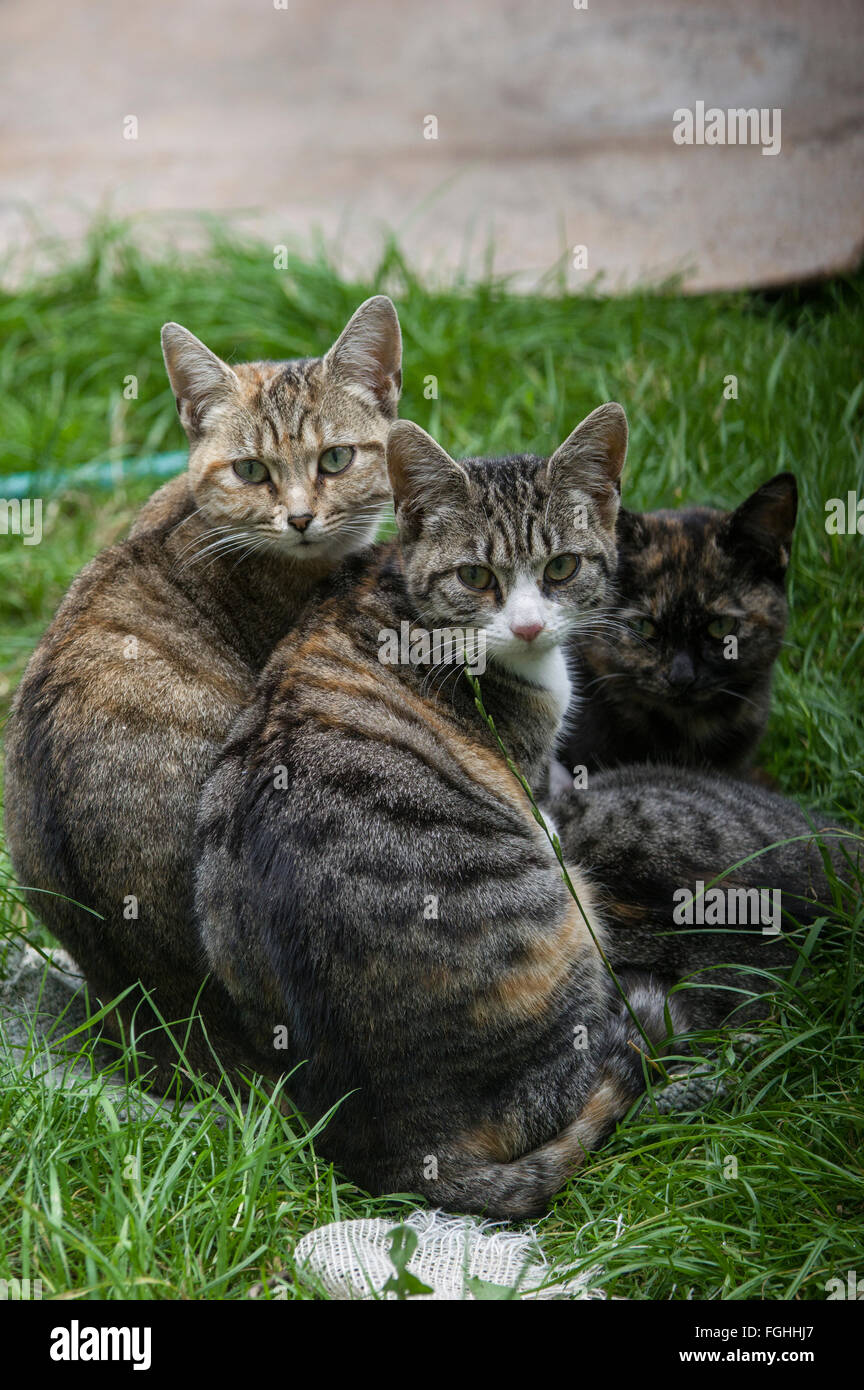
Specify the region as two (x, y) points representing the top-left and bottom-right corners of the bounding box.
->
(193, 411), (843, 1217)
(4, 296), (402, 1086)
(559, 474), (797, 777)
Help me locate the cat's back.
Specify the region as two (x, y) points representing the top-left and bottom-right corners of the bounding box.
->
(202, 544), (533, 851)
(4, 478), (253, 900)
(194, 546), (613, 1202)
(196, 545), (589, 1069)
(10, 474), (250, 725)
(127, 471), (193, 537)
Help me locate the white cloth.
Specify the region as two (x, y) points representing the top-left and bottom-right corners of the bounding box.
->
(291, 1209), (613, 1301)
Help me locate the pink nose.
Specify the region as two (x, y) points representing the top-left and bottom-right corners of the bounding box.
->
(511, 622), (544, 642)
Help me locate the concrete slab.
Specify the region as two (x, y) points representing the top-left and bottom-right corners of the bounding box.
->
(1, 0), (862, 290)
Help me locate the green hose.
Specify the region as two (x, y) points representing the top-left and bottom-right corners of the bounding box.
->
(0, 452), (187, 500)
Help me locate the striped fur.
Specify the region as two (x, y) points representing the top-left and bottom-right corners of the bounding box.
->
(547, 761), (855, 1029)
(194, 413), (852, 1215)
(194, 407), (688, 1215)
(4, 298), (402, 1087)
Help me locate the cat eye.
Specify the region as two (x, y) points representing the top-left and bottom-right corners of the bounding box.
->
(544, 553), (581, 585)
(707, 616), (738, 639)
(630, 617), (657, 639)
(319, 446), (355, 476)
(233, 458), (270, 484)
(457, 564), (496, 592)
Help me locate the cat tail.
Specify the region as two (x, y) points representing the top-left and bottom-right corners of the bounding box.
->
(437, 974), (682, 1219)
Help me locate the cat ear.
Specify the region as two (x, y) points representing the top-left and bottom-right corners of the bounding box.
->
(546, 403), (628, 527)
(161, 323), (240, 439)
(616, 507), (648, 548)
(386, 421), (470, 531)
(726, 472), (798, 573)
(324, 296), (402, 418)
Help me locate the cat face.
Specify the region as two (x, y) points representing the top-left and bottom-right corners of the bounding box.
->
(578, 474), (797, 710)
(386, 405), (628, 677)
(161, 297), (402, 565)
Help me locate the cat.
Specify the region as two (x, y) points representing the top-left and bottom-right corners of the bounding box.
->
(193, 409), (844, 1217)
(546, 761), (853, 1031)
(557, 474), (797, 781)
(3, 295), (402, 1088)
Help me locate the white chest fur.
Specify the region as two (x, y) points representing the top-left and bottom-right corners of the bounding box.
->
(498, 645), (573, 725)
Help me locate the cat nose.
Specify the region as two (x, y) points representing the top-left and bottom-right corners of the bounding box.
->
(667, 652), (696, 688)
(287, 513), (314, 532)
(512, 621), (544, 642)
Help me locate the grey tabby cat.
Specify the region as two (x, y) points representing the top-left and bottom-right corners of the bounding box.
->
(547, 762), (852, 1030)
(193, 407), (847, 1216)
(4, 297), (402, 1088)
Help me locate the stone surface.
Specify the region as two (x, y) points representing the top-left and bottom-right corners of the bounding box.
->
(1, 1), (863, 289)
(0, 942), (199, 1119)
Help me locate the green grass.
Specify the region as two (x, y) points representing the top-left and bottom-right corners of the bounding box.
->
(0, 221), (862, 1300)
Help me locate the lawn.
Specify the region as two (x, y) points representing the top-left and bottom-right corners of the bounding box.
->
(0, 222), (862, 1300)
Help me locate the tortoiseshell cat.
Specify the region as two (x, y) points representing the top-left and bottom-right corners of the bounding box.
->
(559, 474), (797, 777)
(4, 297), (401, 1086)
(194, 412), (842, 1216)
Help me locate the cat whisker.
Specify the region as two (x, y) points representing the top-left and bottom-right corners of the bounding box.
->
(167, 503), (212, 538)
(174, 524), (240, 562)
(323, 522), (379, 539)
(570, 626), (629, 644)
(227, 535), (273, 574)
(568, 621), (635, 647)
(174, 522), (242, 550)
(715, 686), (762, 711)
(327, 509), (385, 523)
(198, 538), (268, 576)
(177, 531), (257, 575)
(179, 532), (250, 566)
(580, 672), (632, 692)
(329, 500), (390, 516)
(421, 656), (469, 708)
